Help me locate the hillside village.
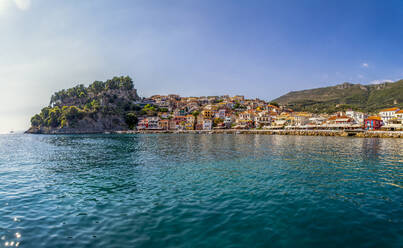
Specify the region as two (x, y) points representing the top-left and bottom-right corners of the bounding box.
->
(27, 77), (403, 134)
(135, 94), (403, 131)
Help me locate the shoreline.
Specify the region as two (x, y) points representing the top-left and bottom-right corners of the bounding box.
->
(25, 128), (403, 138)
(113, 129), (403, 138)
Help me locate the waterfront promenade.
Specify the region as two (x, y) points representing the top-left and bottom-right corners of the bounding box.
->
(117, 129), (403, 138)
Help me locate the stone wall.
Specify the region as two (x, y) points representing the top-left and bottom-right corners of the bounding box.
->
(117, 129), (403, 138)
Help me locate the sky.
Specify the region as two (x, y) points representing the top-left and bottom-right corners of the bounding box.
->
(1, 0), (403, 133)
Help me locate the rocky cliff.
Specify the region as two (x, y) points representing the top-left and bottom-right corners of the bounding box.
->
(26, 76), (141, 134)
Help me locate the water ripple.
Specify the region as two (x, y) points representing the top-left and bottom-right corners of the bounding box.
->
(0, 134), (402, 247)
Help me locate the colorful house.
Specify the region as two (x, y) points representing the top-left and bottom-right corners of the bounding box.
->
(326, 114), (354, 126)
(137, 118), (148, 129)
(267, 104), (280, 113)
(201, 109), (214, 119)
(159, 119), (169, 130)
(185, 122), (194, 130)
(364, 116), (383, 130)
(169, 120), (177, 130)
(186, 114), (195, 124)
(173, 116), (187, 124)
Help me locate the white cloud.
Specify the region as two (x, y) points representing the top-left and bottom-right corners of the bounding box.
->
(14, 0), (31, 10)
(361, 63), (369, 68)
(0, 0), (12, 15)
(369, 79), (393, 84)
(0, 0), (30, 16)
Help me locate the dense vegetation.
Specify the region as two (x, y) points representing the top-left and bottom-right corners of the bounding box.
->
(30, 76), (143, 130)
(273, 80), (403, 113)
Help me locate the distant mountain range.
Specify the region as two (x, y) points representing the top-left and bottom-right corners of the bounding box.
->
(273, 80), (403, 113)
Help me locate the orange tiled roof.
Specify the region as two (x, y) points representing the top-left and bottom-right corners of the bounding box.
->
(396, 110), (403, 114)
(380, 107), (399, 112)
(366, 116), (382, 121)
(328, 115), (350, 120)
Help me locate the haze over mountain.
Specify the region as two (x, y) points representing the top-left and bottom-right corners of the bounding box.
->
(273, 80), (403, 113)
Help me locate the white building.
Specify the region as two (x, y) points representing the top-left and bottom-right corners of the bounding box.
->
(216, 109), (226, 119)
(224, 116), (234, 127)
(238, 110), (255, 122)
(255, 111), (272, 127)
(203, 119), (212, 130)
(147, 116), (160, 129)
(159, 112), (170, 119)
(379, 107), (400, 125)
(346, 110), (367, 124)
(396, 110), (403, 124)
(293, 115), (310, 126)
(273, 119), (288, 127)
(308, 116), (327, 125)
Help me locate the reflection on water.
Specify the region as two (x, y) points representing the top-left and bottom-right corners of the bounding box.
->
(0, 134), (402, 248)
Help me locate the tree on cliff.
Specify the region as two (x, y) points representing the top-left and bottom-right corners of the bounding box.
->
(125, 113), (138, 130)
(29, 76), (147, 132)
(269, 102), (279, 107)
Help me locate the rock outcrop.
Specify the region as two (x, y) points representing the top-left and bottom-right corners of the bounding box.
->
(26, 76), (140, 134)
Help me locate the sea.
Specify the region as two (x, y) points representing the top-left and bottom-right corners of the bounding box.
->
(0, 134), (402, 247)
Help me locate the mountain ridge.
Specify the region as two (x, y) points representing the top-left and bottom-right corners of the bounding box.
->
(273, 80), (403, 113)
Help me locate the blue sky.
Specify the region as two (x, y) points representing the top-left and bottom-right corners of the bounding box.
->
(1, 0), (403, 132)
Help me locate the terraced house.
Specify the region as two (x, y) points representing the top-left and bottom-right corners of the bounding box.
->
(133, 92), (402, 131)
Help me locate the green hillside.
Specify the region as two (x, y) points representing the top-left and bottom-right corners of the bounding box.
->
(273, 80), (403, 113)
(27, 76), (142, 133)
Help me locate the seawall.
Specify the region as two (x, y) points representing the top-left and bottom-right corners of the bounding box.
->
(115, 129), (403, 138)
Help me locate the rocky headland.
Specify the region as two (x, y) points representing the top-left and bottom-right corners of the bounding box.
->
(26, 76), (141, 134)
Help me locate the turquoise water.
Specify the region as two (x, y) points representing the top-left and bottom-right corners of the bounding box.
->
(0, 134), (402, 247)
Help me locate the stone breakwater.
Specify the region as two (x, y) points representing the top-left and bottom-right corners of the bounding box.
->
(116, 129), (403, 138)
